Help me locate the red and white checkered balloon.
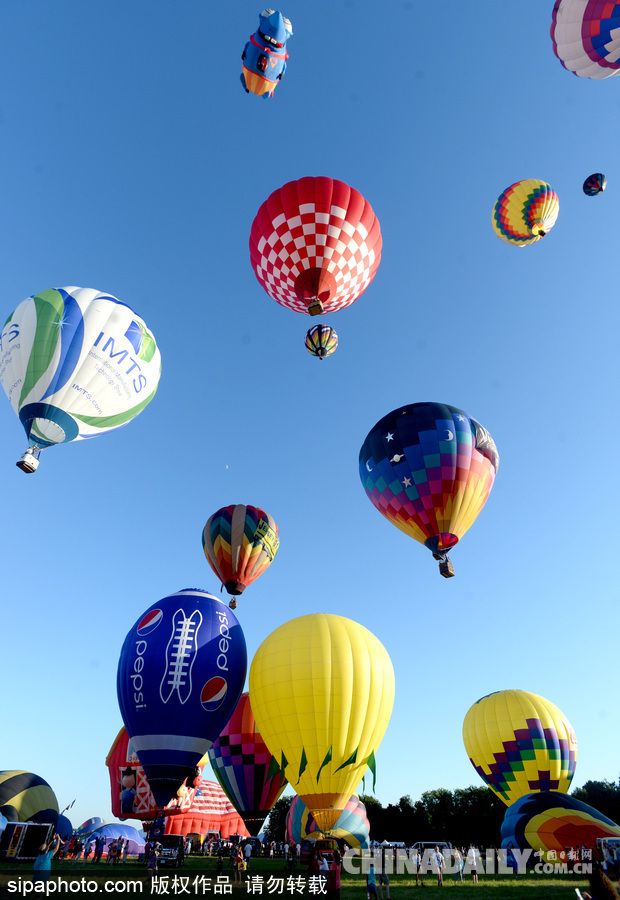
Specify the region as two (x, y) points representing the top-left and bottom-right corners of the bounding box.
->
(249, 176), (382, 315)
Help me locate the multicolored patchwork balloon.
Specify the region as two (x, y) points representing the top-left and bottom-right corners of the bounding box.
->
(250, 177), (382, 316)
(583, 173), (607, 196)
(249, 614), (395, 834)
(0, 287), (161, 472)
(501, 791), (620, 860)
(305, 324), (338, 360)
(117, 589), (247, 808)
(202, 504), (279, 597)
(463, 690), (578, 807)
(207, 692), (287, 835)
(552, 1), (620, 79)
(359, 402), (498, 571)
(492, 180), (559, 246)
(287, 793), (370, 848)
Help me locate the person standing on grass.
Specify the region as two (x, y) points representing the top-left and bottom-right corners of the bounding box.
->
(327, 849), (341, 900)
(454, 848), (464, 883)
(367, 862), (378, 900)
(433, 846), (445, 887)
(33, 833), (61, 885)
(467, 844), (479, 884)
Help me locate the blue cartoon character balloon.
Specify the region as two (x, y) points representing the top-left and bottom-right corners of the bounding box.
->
(117, 588), (247, 808)
(241, 9), (292, 99)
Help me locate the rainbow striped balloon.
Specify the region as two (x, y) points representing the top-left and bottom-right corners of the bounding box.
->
(492, 180), (559, 246)
(286, 793), (370, 848)
(501, 791), (620, 860)
(202, 505), (279, 596)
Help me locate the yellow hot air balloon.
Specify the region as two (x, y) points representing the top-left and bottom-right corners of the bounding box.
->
(463, 689), (578, 807)
(492, 180), (559, 246)
(249, 614), (395, 833)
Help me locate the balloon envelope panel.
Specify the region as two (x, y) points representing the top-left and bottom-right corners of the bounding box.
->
(0, 287), (161, 449)
(117, 589), (247, 807)
(208, 692), (287, 835)
(202, 505), (279, 596)
(463, 690), (578, 806)
(501, 791), (620, 859)
(492, 181), (559, 246)
(359, 402), (498, 556)
(249, 613), (395, 833)
(0, 770), (58, 825)
(552, 1), (620, 79)
(249, 177), (382, 315)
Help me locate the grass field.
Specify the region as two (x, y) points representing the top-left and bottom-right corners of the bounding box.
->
(0, 855), (594, 898)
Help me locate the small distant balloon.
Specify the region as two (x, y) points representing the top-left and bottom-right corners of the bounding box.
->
(305, 324), (338, 360)
(492, 180), (559, 246)
(582, 173), (606, 196)
(240, 9), (292, 99)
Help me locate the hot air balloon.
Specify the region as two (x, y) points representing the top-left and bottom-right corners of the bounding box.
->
(207, 692), (287, 835)
(305, 324), (338, 360)
(287, 793), (370, 849)
(0, 771), (58, 825)
(492, 180), (559, 246)
(359, 402), (499, 577)
(249, 613), (395, 834)
(0, 287), (161, 472)
(501, 791), (620, 861)
(250, 176), (382, 317)
(117, 588), (247, 809)
(583, 173), (607, 196)
(202, 505), (279, 605)
(462, 690), (578, 807)
(552, 1), (620, 79)
(240, 9), (292, 98)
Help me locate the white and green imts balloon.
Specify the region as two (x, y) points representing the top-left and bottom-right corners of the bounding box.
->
(0, 287), (161, 472)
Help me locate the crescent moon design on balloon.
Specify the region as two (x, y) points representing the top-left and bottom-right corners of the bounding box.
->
(444, 430), (454, 440)
(366, 462), (374, 472)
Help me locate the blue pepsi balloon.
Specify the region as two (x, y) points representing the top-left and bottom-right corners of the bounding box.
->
(117, 588), (247, 808)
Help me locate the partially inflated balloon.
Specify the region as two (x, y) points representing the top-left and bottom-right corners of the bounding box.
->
(117, 589), (247, 807)
(501, 791), (620, 860)
(202, 505), (279, 597)
(0, 287), (161, 472)
(552, 1), (620, 79)
(249, 613), (395, 833)
(0, 771), (58, 825)
(583, 173), (606, 196)
(359, 402), (498, 570)
(208, 692), (287, 835)
(463, 690), (577, 807)
(305, 324), (338, 360)
(492, 181), (559, 246)
(287, 793), (370, 849)
(250, 177), (381, 316)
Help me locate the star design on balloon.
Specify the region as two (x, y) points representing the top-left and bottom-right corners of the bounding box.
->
(456, 415), (466, 422)
(402, 477), (412, 488)
(385, 432), (394, 442)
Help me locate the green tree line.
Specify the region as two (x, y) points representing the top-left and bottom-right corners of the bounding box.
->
(264, 778), (620, 848)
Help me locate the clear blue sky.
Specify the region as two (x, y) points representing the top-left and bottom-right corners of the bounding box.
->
(1, 1), (618, 833)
